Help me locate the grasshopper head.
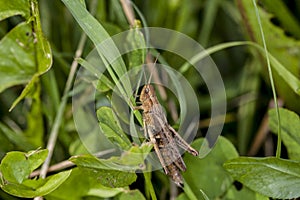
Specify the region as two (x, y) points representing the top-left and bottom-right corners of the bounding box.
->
(139, 84), (155, 103)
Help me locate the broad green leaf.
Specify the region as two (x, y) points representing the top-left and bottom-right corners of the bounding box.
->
(116, 189), (146, 200)
(269, 108), (300, 160)
(116, 143), (152, 167)
(70, 143), (152, 171)
(70, 155), (137, 187)
(97, 106), (131, 150)
(0, 23), (35, 93)
(224, 157), (300, 199)
(0, 149), (48, 184)
(46, 168), (124, 200)
(70, 154), (113, 170)
(25, 149), (48, 172)
(69, 144), (153, 188)
(224, 185), (268, 200)
(95, 169), (136, 188)
(182, 136), (239, 199)
(9, 0), (52, 110)
(0, 152), (31, 184)
(1, 170), (71, 198)
(0, 0), (29, 20)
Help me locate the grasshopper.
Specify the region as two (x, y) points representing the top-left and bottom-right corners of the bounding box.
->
(135, 83), (198, 187)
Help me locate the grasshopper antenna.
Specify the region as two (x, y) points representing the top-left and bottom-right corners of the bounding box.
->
(147, 53), (160, 85)
(131, 54), (159, 110)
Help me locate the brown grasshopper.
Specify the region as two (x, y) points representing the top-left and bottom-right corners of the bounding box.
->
(135, 83), (199, 187)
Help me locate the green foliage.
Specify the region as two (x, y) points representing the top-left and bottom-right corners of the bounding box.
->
(97, 107), (132, 150)
(70, 143), (152, 172)
(0, 23), (35, 93)
(269, 108), (300, 160)
(45, 168), (125, 200)
(224, 157), (300, 199)
(116, 189), (146, 200)
(0, 0), (30, 20)
(182, 137), (239, 200)
(0, 0), (51, 152)
(0, 149), (71, 198)
(238, 0), (300, 111)
(0, 150), (48, 184)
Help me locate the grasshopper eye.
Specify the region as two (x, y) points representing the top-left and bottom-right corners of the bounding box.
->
(145, 88), (149, 93)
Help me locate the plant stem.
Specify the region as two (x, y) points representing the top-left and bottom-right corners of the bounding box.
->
(39, 30), (87, 180)
(252, 0), (282, 158)
(144, 169), (157, 200)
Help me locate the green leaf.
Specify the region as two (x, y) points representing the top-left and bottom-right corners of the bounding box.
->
(95, 169), (136, 188)
(0, 0), (30, 20)
(260, 0), (300, 38)
(69, 144), (154, 188)
(224, 157), (300, 199)
(0, 152), (31, 184)
(70, 143), (152, 171)
(224, 185), (269, 200)
(1, 170), (71, 198)
(182, 136), (239, 199)
(0, 149), (48, 184)
(46, 168), (124, 200)
(238, 0), (300, 110)
(0, 23), (35, 93)
(9, 0), (52, 110)
(97, 106), (131, 150)
(269, 108), (300, 160)
(0, 149), (70, 198)
(25, 149), (48, 172)
(70, 154), (110, 170)
(116, 143), (153, 167)
(116, 189), (146, 200)
(70, 155), (137, 188)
